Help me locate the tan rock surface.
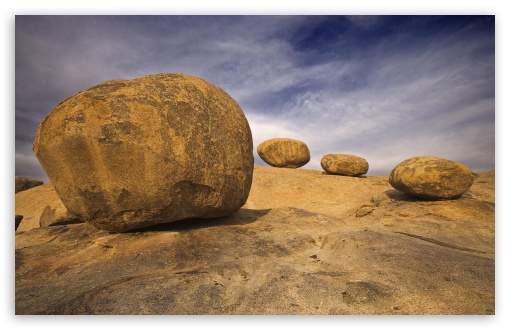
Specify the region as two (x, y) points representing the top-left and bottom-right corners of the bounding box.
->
(15, 176), (43, 193)
(40, 205), (81, 227)
(15, 166), (494, 315)
(15, 183), (80, 232)
(320, 154), (369, 176)
(389, 156), (476, 200)
(33, 73), (253, 232)
(257, 138), (310, 168)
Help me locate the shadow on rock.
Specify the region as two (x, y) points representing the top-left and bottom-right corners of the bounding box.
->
(320, 171), (367, 179)
(384, 189), (421, 202)
(132, 208), (272, 233)
(384, 189), (478, 203)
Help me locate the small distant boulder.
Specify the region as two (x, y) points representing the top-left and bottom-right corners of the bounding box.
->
(389, 156), (476, 200)
(257, 138), (310, 168)
(15, 176), (43, 193)
(32, 73), (254, 232)
(321, 154), (369, 176)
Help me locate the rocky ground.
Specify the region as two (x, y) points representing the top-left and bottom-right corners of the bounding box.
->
(15, 166), (495, 315)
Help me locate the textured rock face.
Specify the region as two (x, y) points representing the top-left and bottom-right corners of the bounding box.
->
(33, 73), (254, 232)
(257, 138), (310, 168)
(389, 156), (475, 200)
(15, 167), (494, 315)
(15, 183), (80, 232)
(320, 154), (369, 176)
(40, 205), (81, 228)
(15, 176), (43, 193)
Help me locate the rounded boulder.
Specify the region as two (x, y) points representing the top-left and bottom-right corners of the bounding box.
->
(320, 154), (369, 176)
(15, 176), (44, 193)
(257, 138), (310, 168)
(389, 156), (475, 200)
(33, 73), (254, 232)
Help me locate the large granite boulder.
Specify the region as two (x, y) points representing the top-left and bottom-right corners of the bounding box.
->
(257, 138), (310, 168)
(320, 154), (369, 176)
(15, 176), (43, 193)
(33, 73), (254, 232)
(389, 156), (475, 200)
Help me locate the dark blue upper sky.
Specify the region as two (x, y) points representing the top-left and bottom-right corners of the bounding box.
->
(15, 15), (495, 181)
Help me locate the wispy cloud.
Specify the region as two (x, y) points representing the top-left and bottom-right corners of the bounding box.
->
(15, 15), (494, 180)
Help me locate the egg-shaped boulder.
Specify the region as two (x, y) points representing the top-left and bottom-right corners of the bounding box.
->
(320, 154), (369, 176)
(256, 138), (310, 168)
(389, 156), (475, 200)
(33, 73), (254, 232)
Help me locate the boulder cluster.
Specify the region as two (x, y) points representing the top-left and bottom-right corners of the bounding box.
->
(257, 141), (474, 200)
(18, 73), (478, 233)
(255, 138), (369, 177)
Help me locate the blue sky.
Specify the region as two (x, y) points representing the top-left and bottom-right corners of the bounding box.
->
(15, 15), (495, 181)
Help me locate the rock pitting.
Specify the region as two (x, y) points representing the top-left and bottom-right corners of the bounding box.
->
(257, 138), (310, 168)
(32, 73), (254, 232)
(320, 154), (369, 176)
(389, 156), (476, 200)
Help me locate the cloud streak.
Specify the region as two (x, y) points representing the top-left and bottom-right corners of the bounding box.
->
(15, 15), (494, 181)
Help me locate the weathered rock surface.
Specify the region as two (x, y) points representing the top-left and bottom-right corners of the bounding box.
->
(32, 73), (254, 232)
(40, 205), (81, 228)
(389, 156), (476, 200)
(15, 183), (81, 232)
(320, 154), (369, 176)
(15, 166), (494, 315)
(15, 176), (43, 193)
(257, 138), (310, 168)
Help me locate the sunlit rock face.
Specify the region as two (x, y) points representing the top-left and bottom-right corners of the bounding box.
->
(33, 73), (254, 232)
(389, 156), (475, 200)
(257, 138), (310, 168)
(15, 166), (495, 315)
(320, 154), (369, 177)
